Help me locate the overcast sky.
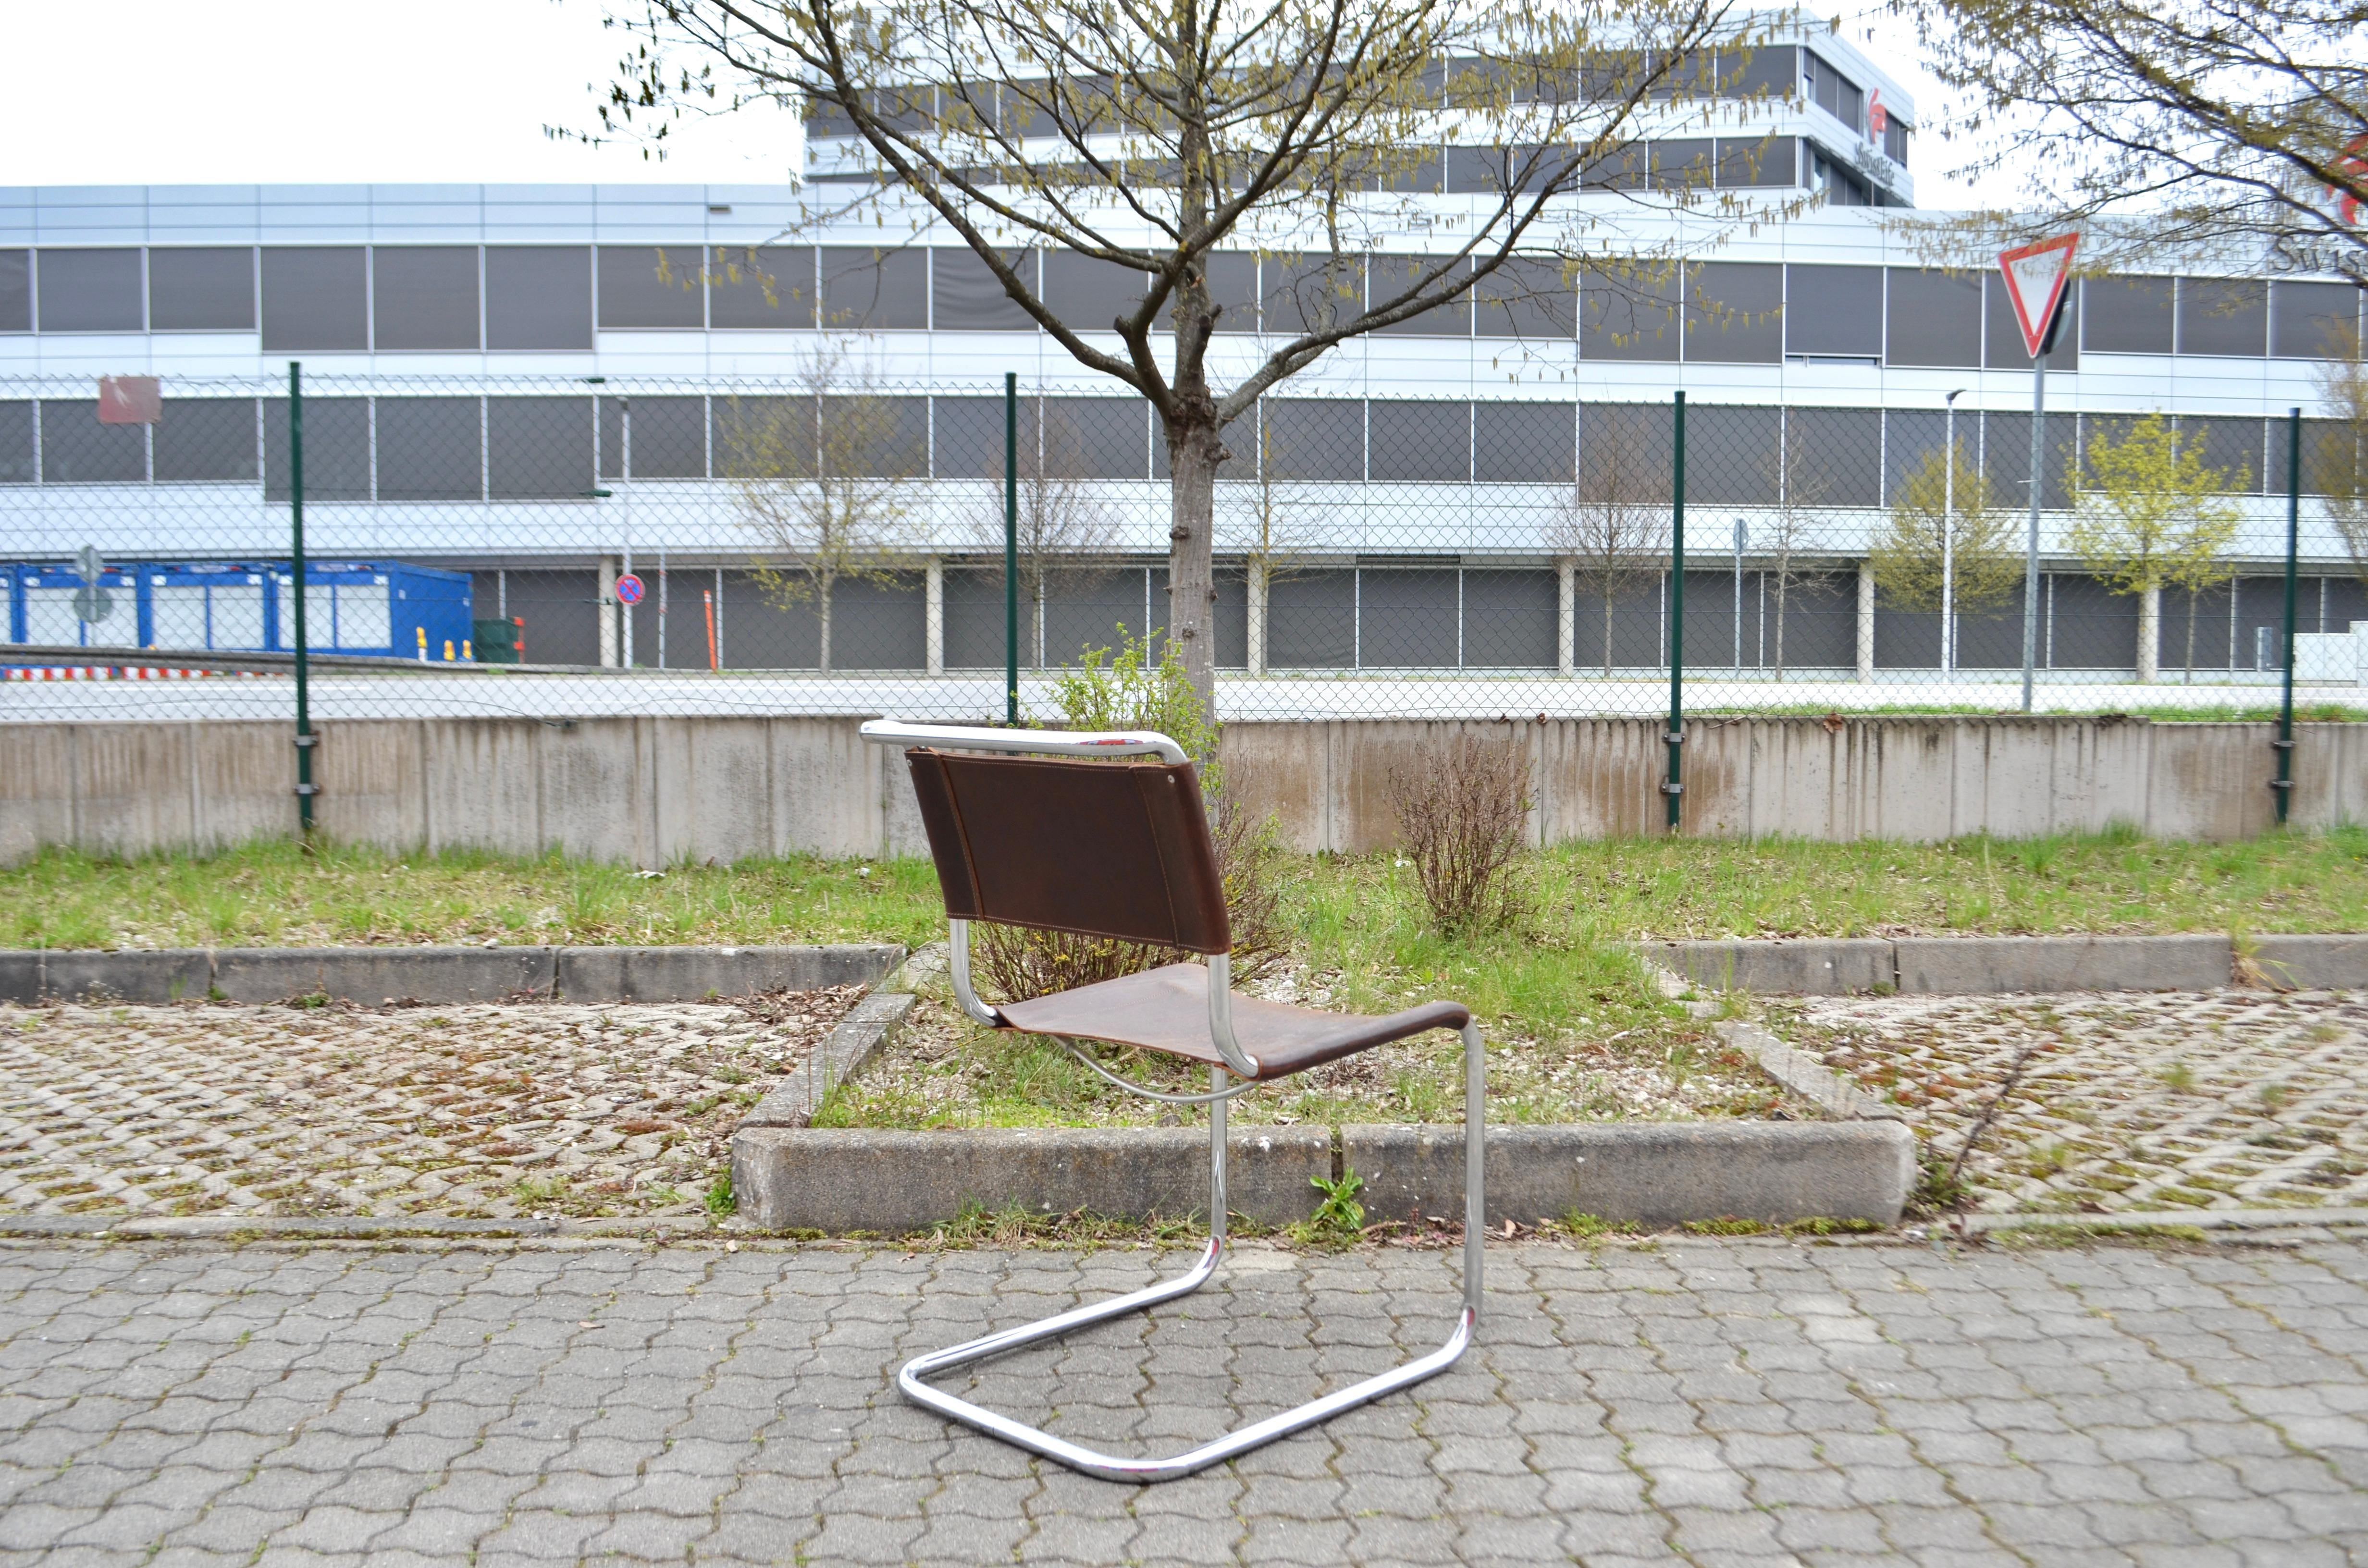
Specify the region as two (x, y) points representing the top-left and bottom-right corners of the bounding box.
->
(5, 0), (2004, 207)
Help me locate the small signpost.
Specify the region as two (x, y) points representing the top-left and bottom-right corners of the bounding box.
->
(1997, 232), (2079, 713)
(615, 573), (646, 607)
(72, 545), (113, 627)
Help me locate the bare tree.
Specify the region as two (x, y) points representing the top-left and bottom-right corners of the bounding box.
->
(720, 345), (922, 674)
(1552, 406), (1668, 675)
(1217, 409), (1325, 676)
(972, 401), (1125, 666)
(2313, 326), (2368, 589)
(1763, 416), (1829, 682)
(585, 0), (1786, 709)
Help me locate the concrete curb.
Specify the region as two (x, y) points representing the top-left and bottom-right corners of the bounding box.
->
(0, 944), (905, 1006)
(1962, 1207), (2368, 1234)
(1344, 1122), (1917, 1228)
(1646, 931), (2368, 996)
(739, 991), (917, 1129)
(0, 1215), (564, 1239)
(1713, 1020), (1894, 1122)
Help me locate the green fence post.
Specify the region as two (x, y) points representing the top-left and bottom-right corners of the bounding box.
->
(289, 362), (316, 840)
(2276, 405), (2301, 825)
(1004, 371), (1019, 724)
(1665, 390), (1686, 833)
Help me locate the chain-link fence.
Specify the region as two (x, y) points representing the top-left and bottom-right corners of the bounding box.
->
(2, 371), (2358, 730)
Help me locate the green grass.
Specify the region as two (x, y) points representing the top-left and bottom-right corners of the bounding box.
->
(1699, 702), (2368, 723)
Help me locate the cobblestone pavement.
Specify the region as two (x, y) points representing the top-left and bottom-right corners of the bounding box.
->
(1772, 990), (2368, 1215)
(0, 996), (857, 1222)
(2, 1235), (2366, 1566)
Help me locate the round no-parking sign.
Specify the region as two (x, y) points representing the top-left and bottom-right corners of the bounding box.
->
(615, 573), (645, 606)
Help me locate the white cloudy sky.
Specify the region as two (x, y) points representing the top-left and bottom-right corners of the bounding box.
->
(4, 0), (2009, 207)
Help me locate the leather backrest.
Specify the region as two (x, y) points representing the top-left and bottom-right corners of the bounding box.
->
(904, 748), (1231, 954)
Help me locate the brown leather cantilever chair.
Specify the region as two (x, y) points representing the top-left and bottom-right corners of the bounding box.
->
(859, 718), (1484, 1483)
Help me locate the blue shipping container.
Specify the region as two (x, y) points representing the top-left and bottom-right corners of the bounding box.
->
(267, 562), (474, 660)
(5, 561), (472, 660)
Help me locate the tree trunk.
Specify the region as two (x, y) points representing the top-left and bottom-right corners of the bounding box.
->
(2136, 582), (2160, 683)
(1246, 563), (1268, 676)
(1773, 575), (1789, 680)
(1164, 414), (1225, 714)
(1601, 588), (1614, 676)
(817, 569), (835, 675)
(2183, 586), (2199, 684)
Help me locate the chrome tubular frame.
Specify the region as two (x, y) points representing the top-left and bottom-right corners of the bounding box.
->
(869, 717), (1484, 1481)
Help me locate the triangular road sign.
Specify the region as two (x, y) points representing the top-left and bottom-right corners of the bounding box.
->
(1997, 232), (2079, 358)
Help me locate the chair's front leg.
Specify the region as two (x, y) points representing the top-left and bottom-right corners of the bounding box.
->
(1463, 1021), (1485, 1322)
(1209, 1064), (1229, 1253)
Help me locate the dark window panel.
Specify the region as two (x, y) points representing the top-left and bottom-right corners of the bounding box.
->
(2158, 579), (2235, 671)
(1649, 138), (1714, 190)
(38, 401), (146, 482)
(1041, 250), (1149, 334)
(944, 567), (1011, 667)
(0, 251), (26, 332)
(2048, 574), (2140, 668)
(1369, 253), (1471, 337)
(709, 245), (818, 329)
(1579, 402), (1676, 507)
(377, 397), (484, 501)
(2270, 279), (2357, 358)
(371, 246), (481, 351)
(932, 247), (1036, 330)
(802, 90), (855, 137)
(488, 397), (594, 500)
(600, 395), (707, 479)
(1884, 120), (1910, 165)
(1871, 596), (1941, 668)
(714, 394), (814, 478)
(2273, 416), (2355, 497)
(153, 398), (258, 482)
(820, 394), (928, 477)
(1368, 400), (1469, 482)
(1359, 568), (1460, 667)
(1783, 407), (1881, 508)
(1952, 600), (2025, 669)
(1984, 270), (2079, 368)
(1264, 399), (1362, 480)
(1715, 135), (1795, 187)
(1581, 264), (1680, 361)
(1580, 142), (1648, 190)
(1784, 264), (1882, 357)
(2081, 275), (2174, 354)
(1764, 571), (1858, 669)
(1268, 569), (1357, 667)
(819, 245), (929, 330)
(2176, 277), (2267, 357)
(0, 402), (31, 483)
(1568, 571), (1667, 671)
(2325, 575), (2368, 636)
(1680, 567), (1762, 671)
(2180, 415), (2265, 494)
(1882, 408), (1949, 508)
(1262, 254), (1366, 337)
(1041, 397), (1149, 479)
(1370, 148), (1445, 194)
(1463, 569), (1556, 667)
(262, 396), (370, 502)
(148, 248), (255, 331)
(686, 571), (925, 670)
(1446, 145), (1510, 195)
(828, 574), (928, 669)
(596, 245), (703, 330)
(1474, 401), (1575, 483)
(1207, 568), (1246, 668)
(1980, 410), (2077, 512)
(1884, 269), (1981, 367)
(1723, 44), (1797, 100)
(491, 569), (599, 667)
(1192, 252), (1260, 334)
(1043, 567), (1153, 666)
(1685, 262), (1781, 363)
(1472, 255), (1576, 341)
(486, 247), (592, 350)
(36, 248), (143, 332)
(1689, 404), (1780, 506)
(261, 247), (368, 351)
(932, 394), (1037, 478)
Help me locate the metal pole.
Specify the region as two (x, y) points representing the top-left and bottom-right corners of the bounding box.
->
(620, 399), (633, 667)
(2276, 406), (2302, 824)
(2020, 346), (2047, 712)
(1004, 371), (1019, 723)
(1943, 388), (1964, 676)
(1732, 518), (1745, 673)
(289, 362), (315, 839)
(1665, 392), (1686, 833)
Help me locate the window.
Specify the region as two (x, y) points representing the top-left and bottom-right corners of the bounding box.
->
(1472, 255), (1576, 341)
(1981, 410), (2076, 511)
(1882, 408), (1949, 507)
(1802, 52), (1849, 121)
(932, 247), (1036, 330)
(486, 248), (592, 350)
(1446, 145), (1511, 195)
(1041, 251), (1148, 334)
(1043, 569), (1154, 667)
(1883, 269), (1980, 367)
(0, 402), (31, 483)
(709, 245), (817, 329)
(1359, 569), (1460, 666)
(1581, 142), (1648, 190)
(2270, 280), (2356, 359)
(820, 246), (929, 329)
(261, 247), (368, 351)
(710, 396), (802, 479)
(39, 401), (146, 482)
(1688, 405), (1781, 506)
(1268, 570), (1357, 667)
(1724, 44), (1797, 101)
(377, 397), (484, 501)
(0, 251), (26, 332)
(1715, 136), (1796, 188)
(1462, 570), (1557, 667)
(1369, 400), (1469, 481)
(931, 395), (1036, 478)
(1581, 264), (1680, 361)
(1578, 402), (1674, 506)
(1370, 148), (1445, 194)
(1884, 119), (1909, 167)
(1041, 397), (1149, 479)
(600, 395), (708, 478)
(1984, 271), (2078, 367)
(1369, 254), (1470, 337)
(148, 248), (255, 331)
(36, 248), (143, 332)
(2081, 275), (2174, 354)
(154, 398), (259, 482)
(1474, 401), (1575, 483)
(1262, 254), (1365, 336)
(2181, 415), (2266, 494)
(1263, 400), (1363, 480)
(820, 395), (928, 477)
(2176, 278), (2266, 356)
(1684, 262), (1781, 363)
(262, 396), (371, 501)
(1649, 139), (1714, 191)
(489, 397), (594, 499)
(597, 245), (704, 330)
(1187, 252), (1261, 335)
(371, 247), (481, 351)
(1783, 407), (1881, 507)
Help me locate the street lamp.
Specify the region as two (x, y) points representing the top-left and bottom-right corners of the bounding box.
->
(1942, 389), (1967, 678)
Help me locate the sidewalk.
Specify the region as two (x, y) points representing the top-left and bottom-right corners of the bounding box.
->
(1, 1235), (2363, 1566)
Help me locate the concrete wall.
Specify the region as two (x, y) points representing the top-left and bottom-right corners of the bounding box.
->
(2, 715), (2359, 865)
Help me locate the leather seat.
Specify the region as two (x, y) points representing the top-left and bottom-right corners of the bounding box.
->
(995, 962), (1472, 1081)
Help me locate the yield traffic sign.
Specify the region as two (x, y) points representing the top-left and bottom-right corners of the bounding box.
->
(1997, 232), (2079, 358)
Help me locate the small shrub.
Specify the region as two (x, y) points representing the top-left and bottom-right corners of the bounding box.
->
(1384, 731), (1532, 936)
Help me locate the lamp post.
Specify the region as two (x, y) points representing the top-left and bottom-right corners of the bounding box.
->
(1732, 518), (1748, 674)
(1942, 388), (1965, 678)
